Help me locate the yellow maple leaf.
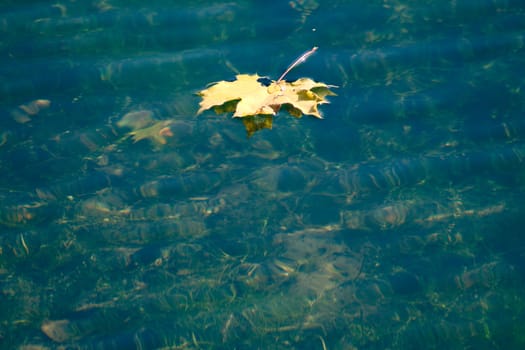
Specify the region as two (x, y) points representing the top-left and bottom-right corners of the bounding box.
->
(197, 74), (276, 117)
(266, 78), (336, 118)
(197, 74), (336, 119)
(197, 47), (336, 136)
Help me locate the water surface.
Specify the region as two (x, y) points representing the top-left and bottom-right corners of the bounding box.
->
(1, 1), (525, 349)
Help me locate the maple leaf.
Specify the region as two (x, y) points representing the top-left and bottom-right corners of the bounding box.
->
(197, 74), (275, 117)
(197, 74), (336, 119)
(117, 110), (174, 146)
(266, 78), (336, 118)
(128, 120), (173, 145)
(197, 47), (336, 135)
(242, 115), (274, 137)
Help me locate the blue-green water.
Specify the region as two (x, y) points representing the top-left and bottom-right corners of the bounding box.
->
(1, 1), (525, 349)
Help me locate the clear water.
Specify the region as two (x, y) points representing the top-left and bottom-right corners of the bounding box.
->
(1, 1), (525, 349)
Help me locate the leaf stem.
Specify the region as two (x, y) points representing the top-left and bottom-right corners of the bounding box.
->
(277, 46), (318, 82)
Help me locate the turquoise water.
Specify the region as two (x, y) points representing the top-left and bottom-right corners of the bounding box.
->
(1, 1), (525, 348)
